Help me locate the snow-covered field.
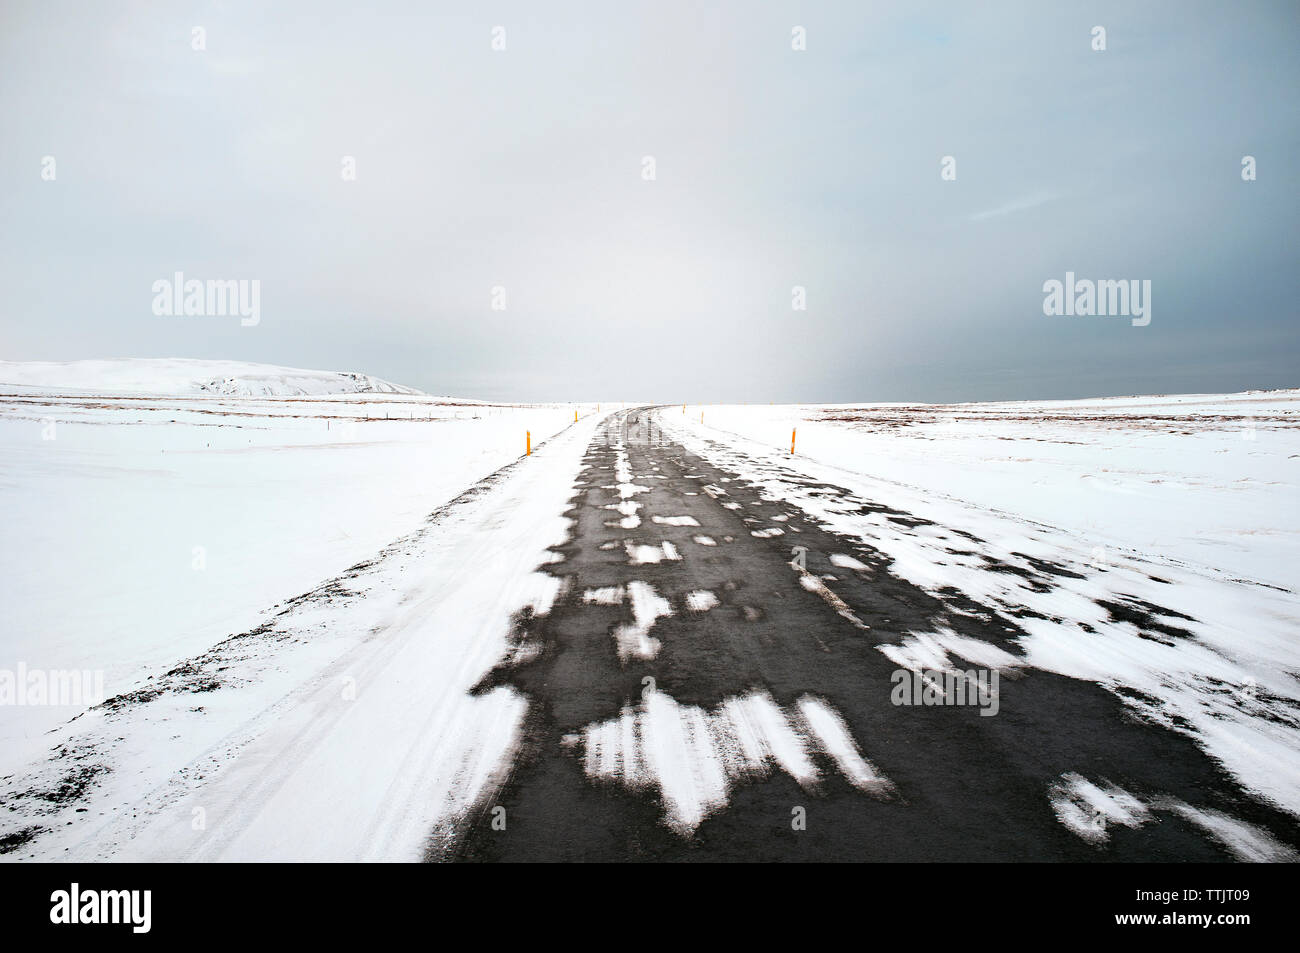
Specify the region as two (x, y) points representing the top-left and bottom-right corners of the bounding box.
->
(14, 413), (601, 862)
(0, 360), (592, 776)
(679, 392), (1299, 591)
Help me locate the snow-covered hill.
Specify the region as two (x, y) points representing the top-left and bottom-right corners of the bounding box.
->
(0, 358), (424, 397)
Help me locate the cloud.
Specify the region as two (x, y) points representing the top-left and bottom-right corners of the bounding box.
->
(968, 190), (1060, 222)
(1, 0), (1296, 402)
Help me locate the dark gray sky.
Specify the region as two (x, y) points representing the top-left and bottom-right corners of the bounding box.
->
(2, 1), (1297, 402)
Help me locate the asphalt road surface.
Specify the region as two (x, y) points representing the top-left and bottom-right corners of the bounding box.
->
(449, 409), (1299, 862)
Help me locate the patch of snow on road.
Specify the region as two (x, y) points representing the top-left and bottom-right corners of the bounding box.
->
(692, 535), (716, 546)
(685, 590), (719, 612)
(612, 581), (672, 661)
(879, 627), (1022, 676)
(603, 499), (642, 529)
(830, 553), (869, 571)
(653, 515), (701, 526)
(611, 443), (651, 507)
(796, 572), (870, 631)
(796, 697), (893, 794)
(1048, 773), (1151, 845)
(582, 586), (625, 606)
(1048, 773), (1295, 861)
(624, 540), (682, 565)
(580, 689), (888, 834)
(1153, 798), (1299, 862)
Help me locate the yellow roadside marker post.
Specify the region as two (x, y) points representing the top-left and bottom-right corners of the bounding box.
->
(526, 431), (531, 456)
(574, 409), (578, 422)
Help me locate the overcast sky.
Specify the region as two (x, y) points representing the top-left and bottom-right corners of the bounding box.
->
(2, 1), (1297, 402)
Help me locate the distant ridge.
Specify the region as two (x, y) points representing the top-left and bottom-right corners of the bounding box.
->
(0, 359), (426, 397)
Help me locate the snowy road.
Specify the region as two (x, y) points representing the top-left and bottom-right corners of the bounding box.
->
(453, 408), (1299, 861)
(3, 402), (1297, 862)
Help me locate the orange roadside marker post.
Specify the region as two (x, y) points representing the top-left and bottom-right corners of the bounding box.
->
(526, 431), (531, 456)
(791, 428), (797, 454)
